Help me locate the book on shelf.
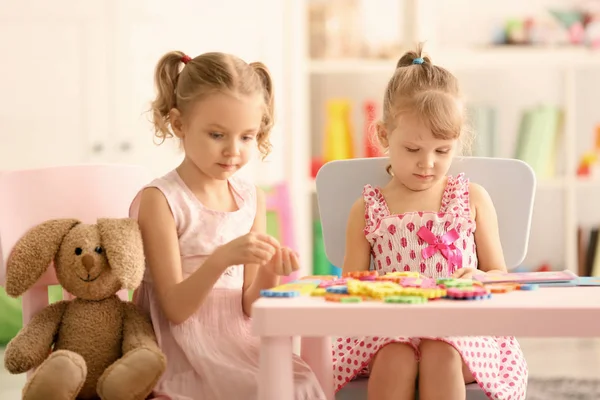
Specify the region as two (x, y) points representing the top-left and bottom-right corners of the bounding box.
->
(577, 224), (600, 277)
(467, 103), (562, 180)
(468, 104), (497, 158)
(514, 105), (562, 179)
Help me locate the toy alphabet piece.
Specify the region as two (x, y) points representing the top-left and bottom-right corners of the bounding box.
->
(259, 270), (573, 304)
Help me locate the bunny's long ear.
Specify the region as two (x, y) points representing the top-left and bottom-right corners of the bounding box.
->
(97, 218), (145, 290)
(5, 219), (80, 297)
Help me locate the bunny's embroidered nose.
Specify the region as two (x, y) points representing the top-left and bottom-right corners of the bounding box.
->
(82, 254), (95, 272)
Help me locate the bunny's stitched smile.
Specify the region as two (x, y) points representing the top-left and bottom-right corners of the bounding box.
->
(78, 273), (102, 282)
(77, 251), (104, 283)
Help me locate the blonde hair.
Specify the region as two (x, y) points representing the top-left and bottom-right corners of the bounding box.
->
(150, 51), (274, 158)
(379, 44), (472, 156)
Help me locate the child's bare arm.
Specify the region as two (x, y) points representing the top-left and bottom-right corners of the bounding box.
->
(470, 182), (507, 273)
(342, 197), (372, 273)
(137, 187), (229, 325)
(242, 187), (279, 317)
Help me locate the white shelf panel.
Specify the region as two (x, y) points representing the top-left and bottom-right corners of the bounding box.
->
(576, 176), (600, 188)
(309, 47), (600, 74)
(537, 178), (567, 189)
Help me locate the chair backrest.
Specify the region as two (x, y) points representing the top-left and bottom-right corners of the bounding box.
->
(264, 182), (298, 283)
(316, 157), (536, 270)
(0, 164), (152, 327)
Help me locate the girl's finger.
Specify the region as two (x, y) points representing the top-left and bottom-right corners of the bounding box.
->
(271, 247), (283, 271)
(254, 241), (277, 258)
(251, 248), (274, 264)
(290, 251), (300, 271)
(255, 233), (281, 249)
(452, 269), (466, 278)
(281, 248), (292, 276)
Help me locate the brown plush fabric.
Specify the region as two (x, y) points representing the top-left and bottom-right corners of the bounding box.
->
(3, 218), (166, 400)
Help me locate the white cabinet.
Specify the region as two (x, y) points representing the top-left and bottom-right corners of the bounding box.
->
(0, 0), (288, 182)
(0, 1), (112, 170)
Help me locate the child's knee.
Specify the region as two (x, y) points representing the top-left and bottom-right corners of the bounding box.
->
(419, 340), (462, 366)
(419, 340), (471, 380)
(370, 342), (418, 378)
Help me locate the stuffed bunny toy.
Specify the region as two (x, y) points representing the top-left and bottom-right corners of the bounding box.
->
(3, 218), (166, 400)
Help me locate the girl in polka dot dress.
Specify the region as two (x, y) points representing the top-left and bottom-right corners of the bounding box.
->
(334, 45), (528, 400)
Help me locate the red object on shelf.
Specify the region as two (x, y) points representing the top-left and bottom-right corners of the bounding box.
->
(364, 100), (383, 157)
(536, 263), (551, 272)
(577, 163), (590, 177)
(311, 157), (324, 179)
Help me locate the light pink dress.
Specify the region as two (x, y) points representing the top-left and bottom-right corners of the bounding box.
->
(332, 174), (528, 400)
(129, 170), (326, 400)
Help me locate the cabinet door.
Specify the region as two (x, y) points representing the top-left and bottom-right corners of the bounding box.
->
(0, 1), (111, 170)
(111, 0), (282, 178)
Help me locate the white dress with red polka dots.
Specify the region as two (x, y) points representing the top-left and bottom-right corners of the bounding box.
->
(332, 174), (528, 400)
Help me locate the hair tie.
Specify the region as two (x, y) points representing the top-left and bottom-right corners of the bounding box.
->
(181, 55), (192, 65)
(412, 57), (424, 65)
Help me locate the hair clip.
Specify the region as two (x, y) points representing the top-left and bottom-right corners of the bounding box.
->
(412, 57), (424, 65)
(181, 55), (192, 65)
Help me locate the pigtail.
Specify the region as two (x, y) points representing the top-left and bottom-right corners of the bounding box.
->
(151, 51), (187, 143)
(145, 51), (278, 157)
(250, 62), (274, 158)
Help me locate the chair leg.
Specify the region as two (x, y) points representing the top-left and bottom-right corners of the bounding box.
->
(62, 289), (75, 300)
(117, 289), (129, 301)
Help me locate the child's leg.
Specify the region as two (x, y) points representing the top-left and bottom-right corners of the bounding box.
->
(418, 340), (474, 400)
(367, 343), (417, 400)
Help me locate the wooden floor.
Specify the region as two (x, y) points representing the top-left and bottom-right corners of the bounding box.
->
(2, 338), (599, 399)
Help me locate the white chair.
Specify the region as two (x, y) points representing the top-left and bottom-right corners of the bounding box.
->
(314, 156), (536, 400)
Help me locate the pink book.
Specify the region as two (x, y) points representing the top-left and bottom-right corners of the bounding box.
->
(474, 270), (578, 284)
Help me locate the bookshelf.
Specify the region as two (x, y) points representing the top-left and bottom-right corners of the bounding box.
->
(283, 0), (600, 277)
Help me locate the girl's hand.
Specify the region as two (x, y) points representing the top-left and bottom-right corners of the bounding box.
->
(451, 267), (484, 280)
(216, 232), (280, 267)
(263, 247), (300, 277)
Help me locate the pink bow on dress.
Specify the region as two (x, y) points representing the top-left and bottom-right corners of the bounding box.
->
(417, 226), (463, 268)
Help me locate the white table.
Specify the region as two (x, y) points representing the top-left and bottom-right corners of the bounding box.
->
(252, 286), (600, 400)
